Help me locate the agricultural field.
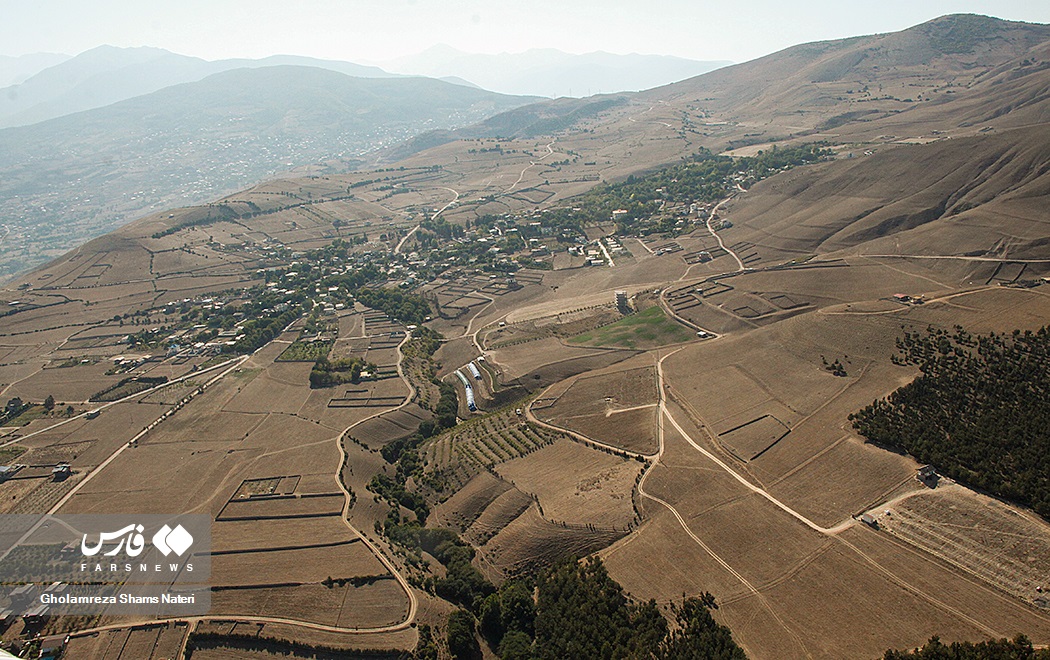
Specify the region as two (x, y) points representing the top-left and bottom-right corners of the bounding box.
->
(479, 304), (623, 349)
(535, 365), (660, 454)
(63, 622), (189, 660)
(569, 305), (694, 349)
(496, 438), (641, 530)
(275, 340), (333, 362)
(423, 405), (558, 487)
(871, 483), (1050, 607)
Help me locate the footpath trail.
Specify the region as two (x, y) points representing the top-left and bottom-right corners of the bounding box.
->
(394, 187), (459, 254)
(704, 195), (745, 272)
(503, 140), (557, 194)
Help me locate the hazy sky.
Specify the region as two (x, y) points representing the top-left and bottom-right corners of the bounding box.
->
(3, 0), (1048, 63)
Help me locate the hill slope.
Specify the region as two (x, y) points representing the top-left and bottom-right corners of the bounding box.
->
(0, 45), (397, 128)
(723, 124), (1050, 266)
(0, 65), (536, 279)
(644, 14), (1050, 137)
(0, 52), (70, 87)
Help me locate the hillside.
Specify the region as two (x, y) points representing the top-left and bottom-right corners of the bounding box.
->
(0, 45), (396, 128)
(0, 52), (69, 87)
(722, 124), (1050, 264)
(643, 14), (1050, 142)
(0, 65), (536, 280)
(383, 15), (1050, 177)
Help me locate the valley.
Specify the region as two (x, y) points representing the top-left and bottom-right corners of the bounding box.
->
(1, 12), (1050, 660)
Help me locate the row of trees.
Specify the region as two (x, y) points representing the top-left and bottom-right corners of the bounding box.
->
(883, 635), (1050, 659)
(308, 356), (376, 389)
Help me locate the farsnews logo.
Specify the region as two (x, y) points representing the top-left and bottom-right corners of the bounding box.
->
(81, 523), (194, 558)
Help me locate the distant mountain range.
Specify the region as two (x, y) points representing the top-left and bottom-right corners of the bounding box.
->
(0, 65), (536, 278)
(0, 52), (71, 87)
(0, 45), (730, 129)
(379, 45), (731, 98)
(0, 45), (398, 129)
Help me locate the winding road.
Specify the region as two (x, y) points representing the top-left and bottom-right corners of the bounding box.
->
(704, 195), (745, 272)
(503, 140), (557, 194)
(394, 187), (459, 254)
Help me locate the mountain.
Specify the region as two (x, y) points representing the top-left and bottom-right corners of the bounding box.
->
(640, 14), (1050, 145)
(0, 45), (397, 128)
(0, 52), (70, 87)
(380, 45), (731, 98)
(725, 124), (1050, 262)
(0, 65), (537, 279)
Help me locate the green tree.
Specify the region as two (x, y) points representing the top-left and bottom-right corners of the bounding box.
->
(499, 631), (534, 660)
(657, 593), (746, 660)
(883, 635), (1050, 659)
(44, 394), (55, 412)
(447, 609), (480, 660)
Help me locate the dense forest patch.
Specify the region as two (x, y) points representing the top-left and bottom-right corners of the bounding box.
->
(851, 325), (1050, 516)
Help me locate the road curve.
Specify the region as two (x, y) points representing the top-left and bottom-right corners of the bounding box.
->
(394, 187), (459, 254)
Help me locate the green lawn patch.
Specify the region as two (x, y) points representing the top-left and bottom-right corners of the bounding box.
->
(568, 305), (694, 349)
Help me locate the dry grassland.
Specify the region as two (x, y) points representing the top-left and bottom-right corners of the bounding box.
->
(428, 472), (511, 532)
(463, 488), (535, 546)
(475, 507), (624, 580)
(211, 579), (409, 629)
(210, 541), (384, 586)
(211, 518), (350, 552)
(64, 622), (188, 660)
(217, 494), (344, 521)
(496, 439), (640, 529)
(874, 483), (1050, 606)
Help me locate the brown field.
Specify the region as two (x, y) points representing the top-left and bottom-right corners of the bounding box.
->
(538, 365), (659, 453)
(211, 518), (351, 553)
(7, 361), (127, 402)
(222, 363), (313, 414)
(216, 494), (344, 521)
(463, 487), (535, 546)
(211, 579), (409, 629)
(348, 416), (414, 449)
(210, 541), (385, 586)
(495, 439), (641, 529)
(718, 414), (791, 461)
(872, 483), (1050, 606)
(475, 506), (625, 580)
(604, 432), (1050, 659)
(64, 622), (189, 660)
(428, 472), (512, 532)
(186, 620), (416, 657)
(556, 407), (658, 454)
(4, 25), (1050, 658)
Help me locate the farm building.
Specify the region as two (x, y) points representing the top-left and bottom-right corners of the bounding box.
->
(468, 362), (483, 380)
